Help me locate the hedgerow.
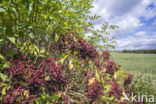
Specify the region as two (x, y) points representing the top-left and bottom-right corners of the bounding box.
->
(0, 0), (154, 104)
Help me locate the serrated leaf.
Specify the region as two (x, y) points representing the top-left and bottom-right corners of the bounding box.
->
(7, 36), (16, 44)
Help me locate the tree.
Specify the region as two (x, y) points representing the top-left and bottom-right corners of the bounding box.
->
(0, 0), (135, 104)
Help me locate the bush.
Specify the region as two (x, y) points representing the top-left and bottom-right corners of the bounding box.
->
(0, 0), (155, 104)
(131, 74), (156, 104)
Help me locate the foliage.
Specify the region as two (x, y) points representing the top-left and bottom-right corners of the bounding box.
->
(131, 74), (156, 104)
(122, 49), (156, 54)
(0, 0), (154, 104)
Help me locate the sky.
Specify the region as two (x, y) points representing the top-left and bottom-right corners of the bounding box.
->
(92, 0), (156, 51)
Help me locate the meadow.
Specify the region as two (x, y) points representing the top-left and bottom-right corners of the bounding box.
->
(111, 52), (156, 87)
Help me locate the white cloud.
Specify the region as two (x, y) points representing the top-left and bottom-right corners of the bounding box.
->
(92, 0), (156, 50)
(110, 15), (143, 36)
(92, 0), (155, 36)
(115, 32), (156, 50)
(135, 31), (146, 36)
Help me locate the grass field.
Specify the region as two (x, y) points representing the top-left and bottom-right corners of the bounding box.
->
(110, 52), (156, 82)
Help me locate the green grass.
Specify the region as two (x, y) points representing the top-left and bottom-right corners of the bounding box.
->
(110, 52), (156, 83)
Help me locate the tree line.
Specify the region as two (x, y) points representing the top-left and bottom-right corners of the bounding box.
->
(122, 49), (156, 54)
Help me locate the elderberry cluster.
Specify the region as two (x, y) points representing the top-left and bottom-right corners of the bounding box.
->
(4, 59), (34, 83)
(102, 51), (110, 60)
(86, 80), (103, 102)
(38, 58), (67, 92)
(105, 60), (119, 75)
(124, 74), (133, 86)
(76, 38), (98, 60)
(0, 58), (67, 103)
(109, 82), (123, 100)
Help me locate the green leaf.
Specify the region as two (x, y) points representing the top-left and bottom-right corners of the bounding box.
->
(60, 53), (70, 64)
(55, 33), (59, 42)
(16, 41), (22, 48)
(0, 53), (5, 60)
(0, 38), (5, 45)
(6, 50), (16, 57)
(40, 48), (45, 54)
(2, 86), (7, 95)
(0, 8), (6, 13)
(107, 44), (115, 49)
(0, 62), (11, 70)
(6, 36), (16, 44)
(95, 70), (100, 82)
(68, 60), (73, 70)
(0, 73), (7, 82)
(101, 78), (105, 86)
(34, 50), (38, 56)
(29, 44), (35, 53)
(28, 3), (33, 14)
(29, 33), (35, 39)
(35, 46), (39, 53)
(104, 85), (110, 93)
(72, 58), (80, 70)
(5, 25), (12, 36)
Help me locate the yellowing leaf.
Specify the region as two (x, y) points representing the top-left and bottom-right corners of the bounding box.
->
(45, 76), (50, 81)
(0, 53), (5, 60)
(2, 86), (7, 95)
(34, 50), (38, 56)
(95, 70), (100, 82)
(104, 85), (110, 93)
(35, 46), (39, 53)
(29, 44), (35, 53)
(7, 36), (16, 44)
(68, 60), (73, 70)
(23, 90), (29, 98)
(40, 48), (45, 54)
(88, 77), (95, 85)
(101, 78), (105, 86)
(60, 53), (70, 64)
(55, 33), (60, 42)
(0, 73), (7, 81)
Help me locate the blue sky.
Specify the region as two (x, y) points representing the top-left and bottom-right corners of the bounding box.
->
(92, 0), (156, 50)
